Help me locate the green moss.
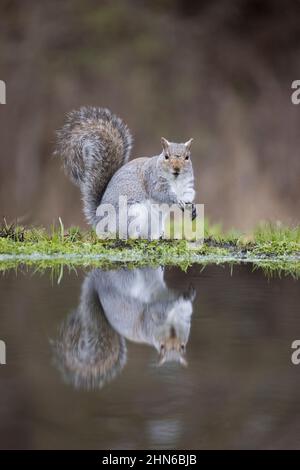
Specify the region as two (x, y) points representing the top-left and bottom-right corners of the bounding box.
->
(0, 221), (299, 277)
(252, 223), (300, 255)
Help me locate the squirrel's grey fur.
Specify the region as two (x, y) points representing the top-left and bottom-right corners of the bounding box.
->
(93, 266), (195, 366)
(52, 266), (196, 390)
(55, 106), (195, 236)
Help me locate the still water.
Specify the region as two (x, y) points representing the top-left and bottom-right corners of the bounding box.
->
(0, 264), (300, 449)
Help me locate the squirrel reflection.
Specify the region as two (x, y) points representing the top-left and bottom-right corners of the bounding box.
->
(53, 267), (196, 390)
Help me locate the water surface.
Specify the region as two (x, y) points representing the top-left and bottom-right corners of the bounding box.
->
(0, 264), (300, 449)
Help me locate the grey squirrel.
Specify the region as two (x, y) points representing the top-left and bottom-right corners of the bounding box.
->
(53, 266), (195, 390)
(55, 107), (196, 237)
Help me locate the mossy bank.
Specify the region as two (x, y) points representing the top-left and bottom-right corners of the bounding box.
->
(0, 221), (299, 277)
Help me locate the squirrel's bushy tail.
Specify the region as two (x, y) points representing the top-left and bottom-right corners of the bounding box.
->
(55, 106), (132, 225)
(52, 271), (127, 390)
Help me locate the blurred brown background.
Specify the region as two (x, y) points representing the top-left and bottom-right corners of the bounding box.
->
(0, 0), (300, 231)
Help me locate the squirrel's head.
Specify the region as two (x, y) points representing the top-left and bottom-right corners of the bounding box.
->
(158, 325), (188, 367)
(156, 288), (195, 367)
(160, 137), (194, 178)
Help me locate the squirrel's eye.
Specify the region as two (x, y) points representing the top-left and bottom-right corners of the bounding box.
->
(165, 154), (169, 160)
(185, 155), (190, 160)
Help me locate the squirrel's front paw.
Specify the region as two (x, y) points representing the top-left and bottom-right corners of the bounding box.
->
(178, 201), (197, 220)
(178, 200), (186, 211)
(182, 285), (196, 301)
(191, 203), (197, 220)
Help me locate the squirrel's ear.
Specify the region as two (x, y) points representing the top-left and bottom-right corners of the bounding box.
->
(161, 137), (170, 152)
(184, 138), (193, 151)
